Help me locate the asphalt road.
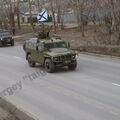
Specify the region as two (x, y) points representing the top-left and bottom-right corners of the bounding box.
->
(0, 45), (120, 120)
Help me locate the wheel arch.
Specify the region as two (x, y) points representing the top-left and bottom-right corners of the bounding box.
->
(43, 56), (51, 64)
(26, 52), (31, 60)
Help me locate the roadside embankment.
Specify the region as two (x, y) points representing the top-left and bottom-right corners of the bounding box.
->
(0, 97), (36, 120)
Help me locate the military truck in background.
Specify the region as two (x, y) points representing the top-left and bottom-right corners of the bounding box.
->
(0, 29), (14, 47)
(23, 31), (77, 73)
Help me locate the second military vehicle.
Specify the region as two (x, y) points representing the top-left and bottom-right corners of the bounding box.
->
(0, 29), (14, 47)
(23, 31), (77, 73)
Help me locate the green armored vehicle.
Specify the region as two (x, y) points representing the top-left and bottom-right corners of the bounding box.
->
(23, 35), (77, 73)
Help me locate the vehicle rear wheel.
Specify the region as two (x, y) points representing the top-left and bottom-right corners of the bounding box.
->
(11, 39), (14, 46)
(45, 59), (55, 73)
(68, 60), (77, 70)
(27, 54), (35, 67)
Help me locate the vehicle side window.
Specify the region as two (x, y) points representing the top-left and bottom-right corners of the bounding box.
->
(38, 43), (44, 51)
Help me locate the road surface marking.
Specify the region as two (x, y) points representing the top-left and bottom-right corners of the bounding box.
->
(109, 111), (119, 116)
(112, 83), (120, 87)
(13, 56), (24, 59)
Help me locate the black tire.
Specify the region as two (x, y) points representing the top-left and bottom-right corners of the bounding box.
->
(45, 59), (55, 73)
(68, 60), (77, 70)
(11, 39), (14, 46)
(0, 41), (3, 47)
(27, 54), (35, 67)
(23, 43), (26, 51)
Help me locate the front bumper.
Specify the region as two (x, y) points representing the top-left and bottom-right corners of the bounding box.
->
(0, 38), (13, 44)
(54, 60), (76, 67)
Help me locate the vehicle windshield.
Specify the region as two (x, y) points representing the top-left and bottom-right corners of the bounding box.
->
(44, 42), (67, 49)
(0, 31), (11, 36)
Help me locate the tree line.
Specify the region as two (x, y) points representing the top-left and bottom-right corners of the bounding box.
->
(0, 0), (119, 44)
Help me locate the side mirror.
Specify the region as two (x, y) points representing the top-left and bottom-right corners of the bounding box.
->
(36, 46), (45, 52)
(68, 42), (70, 48)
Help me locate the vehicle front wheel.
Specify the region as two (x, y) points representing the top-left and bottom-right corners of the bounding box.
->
(11, 39), (14, 46)
(0, 41), (3, 47)
(68, 60), (77, 70)
(27, 54), (35, 67)
(45, 59), (55, 73)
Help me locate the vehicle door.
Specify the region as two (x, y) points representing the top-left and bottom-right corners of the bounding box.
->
(30, 38), (39, 61)
(37, 43), (45, 64)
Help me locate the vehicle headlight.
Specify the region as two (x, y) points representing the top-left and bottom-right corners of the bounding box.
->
(72, 55), (76, 59)
(53, 57), (59, 61)
(0, 38), (3, 41)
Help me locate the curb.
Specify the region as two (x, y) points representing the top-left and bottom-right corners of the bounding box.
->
(0, 97), (36, 120)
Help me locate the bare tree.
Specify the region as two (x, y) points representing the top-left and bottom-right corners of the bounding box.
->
(68, 0), (86, 36)
(0, 0), (15, 29)
(28, 0), (34, 30)
(16, 0), (21, 29)
(49, 0), (57, 33)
